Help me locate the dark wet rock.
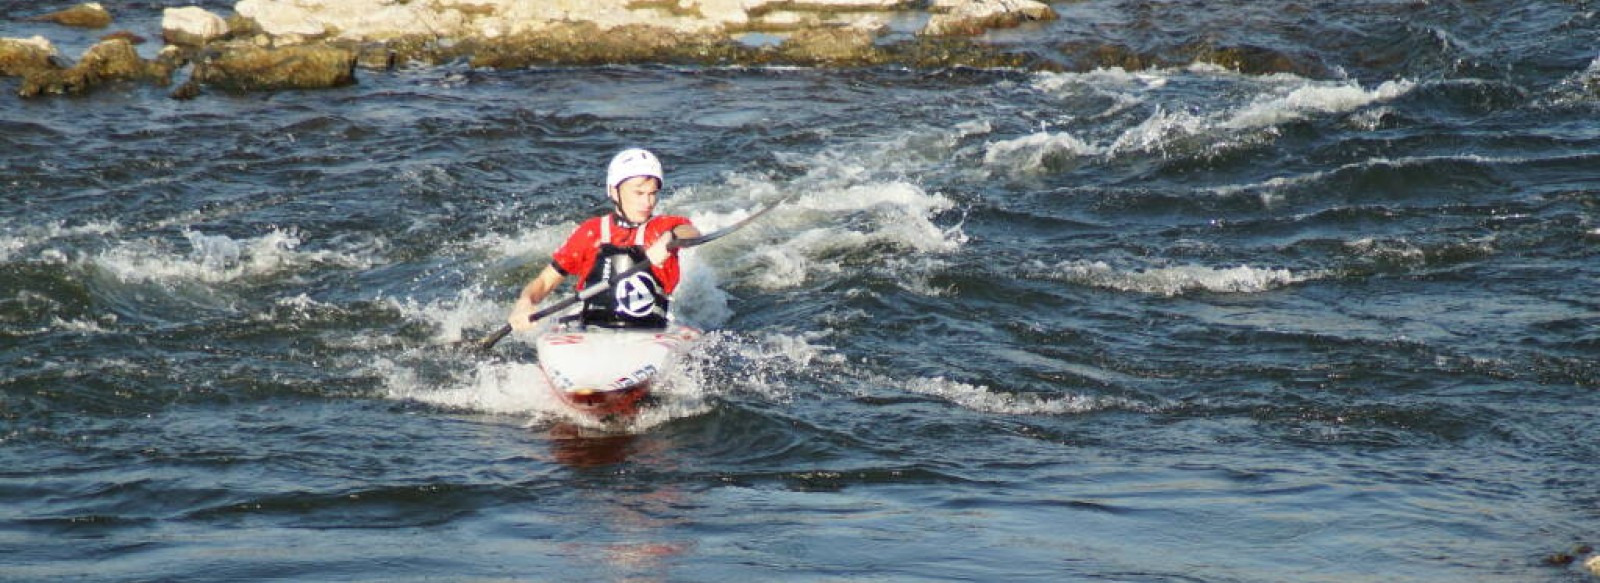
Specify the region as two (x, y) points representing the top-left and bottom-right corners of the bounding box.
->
(1178, 42), (1330, 78)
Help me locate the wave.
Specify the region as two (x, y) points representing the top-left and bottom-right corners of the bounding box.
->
(894, 375), (1143, 416)
(0, 220), (122, 264)
(983, 67), (1418, 175)
(1221, 78), (1415, 130)
(1540, 53), (1600, 109)
(91, 228), (377, 285)
(1033, 260), (1325, 297)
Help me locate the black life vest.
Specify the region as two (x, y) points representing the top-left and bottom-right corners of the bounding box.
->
(578, 216), (670, 329)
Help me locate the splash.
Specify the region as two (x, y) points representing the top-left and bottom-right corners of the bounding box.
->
(374, 334), (728, 433)
(378, 357), (558, 416)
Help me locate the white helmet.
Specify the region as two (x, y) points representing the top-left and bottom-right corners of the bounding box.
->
(606, 148), (663, 191)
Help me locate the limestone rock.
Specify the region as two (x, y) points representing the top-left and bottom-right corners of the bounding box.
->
(0, 37), (59, 77)
(164, 7), (232, 47)
(235, 0), (471, 41)
(16, 38), (155, 97)
(77, 38), (147, 81)
(780, 26), (879, 65)
(34, 3), (114, 29)
(196, 42), (357, 91)
(923, 0), (1056, 36)
(101, 31), (148, 45)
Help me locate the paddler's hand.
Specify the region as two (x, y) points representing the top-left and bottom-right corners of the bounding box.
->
(646, 230), (675, 266)
(508, 294), (539, 332)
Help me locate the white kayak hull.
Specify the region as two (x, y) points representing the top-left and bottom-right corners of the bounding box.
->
(535, 324), (700, 419)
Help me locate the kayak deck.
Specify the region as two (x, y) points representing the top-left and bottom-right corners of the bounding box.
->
(535, 325), (700, 419)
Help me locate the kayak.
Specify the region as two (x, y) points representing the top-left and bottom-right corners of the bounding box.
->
(535, 324), (701, 420)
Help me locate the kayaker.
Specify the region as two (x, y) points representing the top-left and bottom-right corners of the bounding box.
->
(507, 148), (702, 331)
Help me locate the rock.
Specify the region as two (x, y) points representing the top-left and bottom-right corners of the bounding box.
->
(101, 31), (148, 45)
(923, 0), (1056, 36)
(1585, 554), (1600, 576)
(16, 38), (155, 97)
(196, 42), (357, 91)
(76, 38), (148, 81)
(232, 0), (1048, 47)
(235, 0), (470, 41)
(163, 7), (232, 47)
(34, 3), (114, 29)
(0, 37), (58, 77)
(5, 0), (1061, 98)
(234, 0), (330, 38)
(780, 26), (879, 65)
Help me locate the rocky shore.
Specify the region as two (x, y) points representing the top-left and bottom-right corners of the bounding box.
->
(2, 0), (1060, 98)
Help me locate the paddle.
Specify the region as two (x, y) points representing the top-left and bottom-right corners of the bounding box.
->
(474, 193), (792, 352)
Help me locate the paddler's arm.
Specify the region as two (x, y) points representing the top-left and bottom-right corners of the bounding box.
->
(507, 264), (566, 331)
(646, 223), (702, 266)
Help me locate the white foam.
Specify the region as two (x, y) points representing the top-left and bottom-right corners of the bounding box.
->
(993, 68), (1419, 174)
(0, 220), (122, 263)
(897, 375), (1131, 416)
(1032, 66), (1169, 94)
(93, 228), (375, 285)
(1040, 260), (1323, 297)
(1223, 79), (1415, 130)
(380, 358), (557, 416)
(0, 234), (21, 264)
(983, 131), (1102, 171)
(375, 334), (726, 432)
(387, 284), (505, 345)
(1107, 105), (1209, 156)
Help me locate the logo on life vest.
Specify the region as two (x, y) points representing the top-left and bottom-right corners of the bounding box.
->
(614, 273), (660, 318)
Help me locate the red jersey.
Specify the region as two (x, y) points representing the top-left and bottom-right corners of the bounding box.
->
(550, 214), (693, 294)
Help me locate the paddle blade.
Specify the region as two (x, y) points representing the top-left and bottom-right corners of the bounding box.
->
(476, 324), (512, 352)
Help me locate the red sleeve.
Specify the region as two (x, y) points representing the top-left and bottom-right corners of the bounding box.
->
(551, 218), (601, 283)
(647, 215), (693, 294)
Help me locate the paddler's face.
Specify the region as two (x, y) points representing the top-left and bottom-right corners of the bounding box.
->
(611, 176), (660, 224)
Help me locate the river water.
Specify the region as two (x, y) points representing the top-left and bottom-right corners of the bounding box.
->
(3, 1), (1599, 581)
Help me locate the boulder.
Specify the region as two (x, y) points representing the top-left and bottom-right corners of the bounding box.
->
(780, 26), (879, 65)
(231, 0), (1044, 46)
(923, 0), (1056, 36)
(0, 37), (58, 77)
(196, 42), (357, 91)
(76, 37), (148, 81)
(164, 7), (232, 47)
(234, 0), (329, 38)
(34, 3), (114, 29)
(235, 0), (471, 41)
(15, 38), (156, 97)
